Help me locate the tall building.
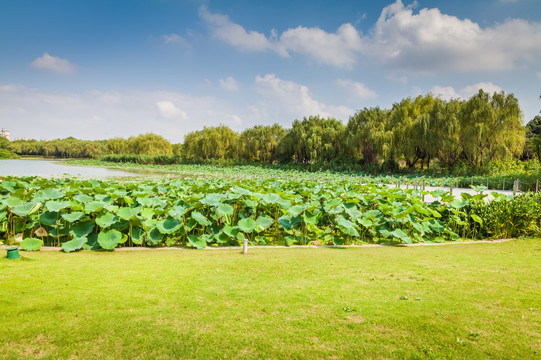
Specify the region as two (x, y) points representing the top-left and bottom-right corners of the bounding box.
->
(0, 128), (10, 141)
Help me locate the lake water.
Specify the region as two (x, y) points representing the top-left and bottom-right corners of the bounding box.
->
(0, 159), (143, 178)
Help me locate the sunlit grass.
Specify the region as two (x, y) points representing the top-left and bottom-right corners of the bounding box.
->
(1, 239), (539, 359)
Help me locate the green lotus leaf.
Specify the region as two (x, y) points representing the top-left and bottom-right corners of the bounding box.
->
(84, 201), (104, 214)
(146, 227), (163, 246)
(238, 217), (257, 233)
(278, 215), (301, 230)
(191, 211), (211, 226)
(45, 200), (70, 213)
(131, 226), (144, 245)
(97, 229), (123, 250)
(95, 212), (118, 228)
(20, 238), (43, 251)
(40, 211), (58, 225)
(336, 216), (359, 237)
(288, 205), (305, 217)
(222, 224), (238, 238)
(216, 203), (234, 218)
(214, 232), (229, 244)
(358, 218), (372, 228)
(41, 188), (65, 200)
(200, 193), (225, 206)
(62, 211), (84, 223)
(256, 215), (273, 231)
(83, 233), (100, 250)
(302, 211), (318, 225)
(168, 205), (188, 218)
(73, 194), (93, 203)
(428, 219), (445, 233)
(70, 221), (94, 238)
(12, 202), (38, 217)
(156, 218), (181, 234)
(188, 235), (207, 249)
(284, 235), (295, 247)
(140, 207), (155, 220)
(117, 206), (141, 220)
(470, 214), (483, 225)
(61, 236), (87, 253)
(391, 229), (412, 244)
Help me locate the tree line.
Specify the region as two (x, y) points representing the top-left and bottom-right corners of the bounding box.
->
(2, 90), (540, 172)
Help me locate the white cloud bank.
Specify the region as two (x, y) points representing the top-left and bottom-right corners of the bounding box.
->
(200, 1), (541, 72)
(30, 53), (76, 73)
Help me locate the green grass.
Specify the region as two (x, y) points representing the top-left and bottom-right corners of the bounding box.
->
(1, 240), (540, 359)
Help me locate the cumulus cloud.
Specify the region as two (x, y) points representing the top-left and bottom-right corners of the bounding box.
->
(199, 6), (361, 67)
(199, 6), (283, 54)
(279, 24), (363, 67)
(336, 79), (378, 99)
(30, 53), (76, 73)
(156, 101), (189, 120)
(200, 1), (541, 72)
(366, 1), (541, 72)
(162, 33), (189, 46)
(431, 82), (503, 100)
(219, 76), (239, 91)
(254, 74), (353, 120)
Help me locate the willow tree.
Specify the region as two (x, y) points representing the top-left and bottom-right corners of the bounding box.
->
(430, 98), (464, 170)
(128, 133), (172, 156)
(389, 94), (435, 168)
(107, 137), (129, 154)
(182, 125), (239, 160)
(239, 124), (286, 162)
(460, 90), (525, 167)
(277, 116), (345, 163)
(346, 107), (389, 164)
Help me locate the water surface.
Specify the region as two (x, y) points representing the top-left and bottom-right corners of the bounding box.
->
(0, 159), (143, 178)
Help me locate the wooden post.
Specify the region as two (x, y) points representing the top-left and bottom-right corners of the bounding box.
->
(243, 238), (248, 254)
(513, 180), (517, 196)
(487, 178), (489, 189)
(503, 179), (505, 191)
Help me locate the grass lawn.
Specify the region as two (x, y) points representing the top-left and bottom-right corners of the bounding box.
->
(1, 240), (540, 359)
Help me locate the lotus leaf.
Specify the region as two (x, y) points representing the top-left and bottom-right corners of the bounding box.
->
(62, 211), (84, 223)
(188, 235), (206, 249)
(191, 211), (211, 226)
(61, 236), (87, 253)
(20, 238), (43, 251)
(97, 229), (123, 250)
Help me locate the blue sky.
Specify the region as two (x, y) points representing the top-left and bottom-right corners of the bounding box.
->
(1, 0), (540, 142)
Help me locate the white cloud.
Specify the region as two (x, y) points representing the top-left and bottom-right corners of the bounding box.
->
(431, 82), (503, 100)
(219, 76), (239, 91)
(254, 74), (353, 120)
(30, 53), (76, 73)
(336, 79), (378, 99)
(279, 24), (363, 68)
(162, 33), (189, 46)
(156, 101), (188, 120)
(200, 1), (541, 72)
(367, 0), (541, 72)
(198, 6), (283, 54)
(199, 6), (361, 67)
(0, 83), (246, 141)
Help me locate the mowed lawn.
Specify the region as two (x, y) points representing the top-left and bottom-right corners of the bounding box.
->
(1, 240), (540, 360)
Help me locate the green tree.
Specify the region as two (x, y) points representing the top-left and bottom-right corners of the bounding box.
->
(239, 124), (286, 162)
(460, 90), (525, 167)
(128, 133), (172, 156)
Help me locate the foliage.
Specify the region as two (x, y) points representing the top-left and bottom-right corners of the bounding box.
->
(2, 171), (540, 251)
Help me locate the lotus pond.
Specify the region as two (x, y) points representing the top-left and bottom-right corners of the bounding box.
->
(1, 175), (540, 252)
